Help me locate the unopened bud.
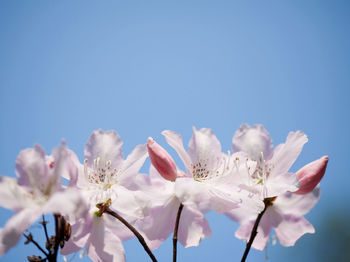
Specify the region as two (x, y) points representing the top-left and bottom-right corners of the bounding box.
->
(294, 156), (328, 195)
(147, 137), (178, 181)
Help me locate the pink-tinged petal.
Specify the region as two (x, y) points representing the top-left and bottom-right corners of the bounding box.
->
(274, 214), (315, 247)
(162, 130), (192, 174)
(15, 145), (49, 193)
(60, 148), (81, 188)
(232, 124), (274, 161)
(265, 172), (299, 198)
(86, 217), (125, 262)
(270, 131), (308, 178)
(235, 212), (272, 251)
(178, 205), (212, 247)
(42, 188), (88, 219)
(175, 177), (240, 214)
(104, 214), (134, 242)
(274, 186), (320, 217)
(110, 185), (148, 219)
(147, 137), (177, 181)
(188, 127), (222, 171)
(84, 129), (123, 170)
(118, 144), (148, 187)
(61, 217), (92, 255)
(225, 192), (264, 223)
(136, 196), (179, 250)
(0, 176), (26, 211)
(0, 208), (42, 255)
(294, 156), (328, 194)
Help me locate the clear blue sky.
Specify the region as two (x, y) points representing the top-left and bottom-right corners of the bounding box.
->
(0, 1), (349, 261)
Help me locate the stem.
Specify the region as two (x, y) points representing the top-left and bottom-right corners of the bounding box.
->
(23, 233), (48, 257)
(51, 214), (60, 262)
(42, 215), (50, 248)
(240, 204), (268, 262)
(172, 203), (184, 262)
(104, 207), (158, 262)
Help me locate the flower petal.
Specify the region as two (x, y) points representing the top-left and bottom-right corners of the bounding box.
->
(84, 129), (123, 170)
(188, 127), (222, 171)
(0, 176), (26, 211)
(0, 208), (42, 255)
(42, 188), (88, 219)
(15, 145), (49, 193)
(136, 196), (179, 250)
(232, 124), (274, 161)
(118, 144), (148, 187)
(274, 185), (320, 216)
(86, 217), (125, 262)
(265, 172), (299, 198)
(162, 130), (192, 174)
(270, 131), (308, 178)
(178, 205), (212, 247)
(274, 214), (315, 247)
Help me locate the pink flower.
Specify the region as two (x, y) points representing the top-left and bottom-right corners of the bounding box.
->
(0, 143), (87, 255)
(294, 156), (328, 195)
(231, 124), (307, 198)
(227, 124), (326, 250)
(61, 129), (149, 262)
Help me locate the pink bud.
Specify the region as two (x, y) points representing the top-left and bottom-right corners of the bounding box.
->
(147, 137), (178, 181)
(293, 156), (328, 195)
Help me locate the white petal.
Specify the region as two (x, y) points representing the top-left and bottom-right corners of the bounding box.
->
(270, 131), (308, 178)
(188, 127), (222, 171)
(84, 129), (123, 170)
(274, 214), (315, 247)
(162, 130), (192, 174)
(15, 145), (49, 193)
(0, 176), (26, 211)
(87, 217), (126, 262)
(0, 208), (42, 255)
(118, 144), (148, 187)
(274, 185), (320, 216)
(178, 205), (212, 247)
(232, 124), (274, 161)
(265, 172), (299, 198)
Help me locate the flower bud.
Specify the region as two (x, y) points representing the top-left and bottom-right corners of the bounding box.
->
(293, 156), (328, 195)
(147, 137), (178, 181)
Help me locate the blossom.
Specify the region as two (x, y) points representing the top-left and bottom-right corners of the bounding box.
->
(231, 124), (307, 198)
(164, 127), (262, 214)
(135, 165), (212, 249)
(227, 124), (327, 250)
(0, 143), (87, 255)
(61, 129), (148, 262)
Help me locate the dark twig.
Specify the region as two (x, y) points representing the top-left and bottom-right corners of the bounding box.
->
(23, 233), (48, 257)
(52, 214), (60, 262)
(41, 215), (50, 248)
(241, 197), (275, 262)
(172, 203), (184, 262)
(99, 205), (158, 262)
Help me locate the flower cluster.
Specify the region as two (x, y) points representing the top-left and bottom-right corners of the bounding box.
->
(0, 125), (328, 262)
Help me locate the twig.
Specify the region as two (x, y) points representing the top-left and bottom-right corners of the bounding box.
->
(241, 197), (274, 262)
(41, 215), (50, 248)
(102, 206), (158, 262)
(172, 203), (184, 262)
(23, 233), (48, 257)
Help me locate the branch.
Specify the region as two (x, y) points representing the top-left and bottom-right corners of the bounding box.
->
(241, 197), (275, 262)
(99, 205), (158, 262)
(23, 233), (48, 257)
(172, 203), (184, 262)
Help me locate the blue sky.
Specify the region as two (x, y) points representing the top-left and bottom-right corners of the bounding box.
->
(0, 1), (349, 261)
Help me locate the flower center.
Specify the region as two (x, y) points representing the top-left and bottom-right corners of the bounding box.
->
(192, 153), (231, 182)
(84, 157), (118, 187)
